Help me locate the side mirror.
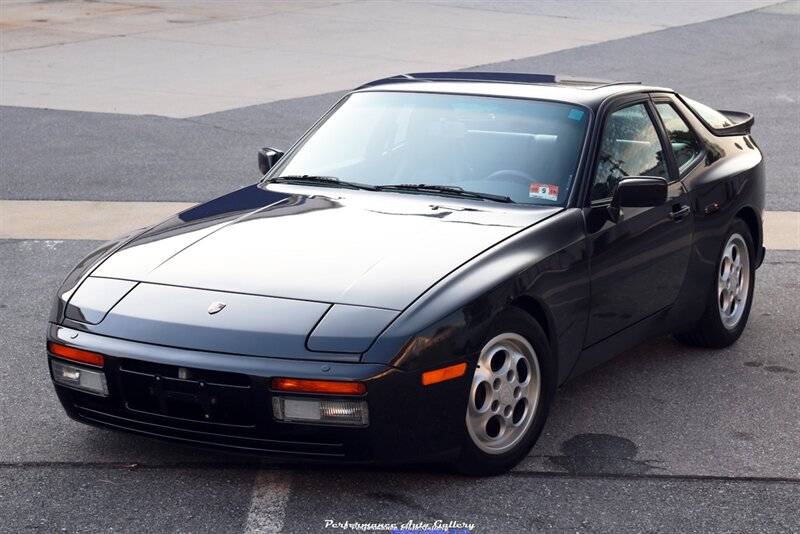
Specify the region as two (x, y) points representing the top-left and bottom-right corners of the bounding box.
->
(258, 147), (284, 175)
(608, 176), (668, 221)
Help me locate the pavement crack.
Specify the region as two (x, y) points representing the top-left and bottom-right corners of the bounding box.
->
(509, 470), (800, 484)
(0, 461), (274, 470)
(2, 462), (798, 485)
(179, 117), (262, 136)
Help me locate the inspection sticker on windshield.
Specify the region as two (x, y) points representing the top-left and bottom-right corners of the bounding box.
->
(568, 108), (585, 121)
(530, 183), (559, 201)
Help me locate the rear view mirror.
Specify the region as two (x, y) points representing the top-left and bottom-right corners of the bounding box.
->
(258, 147), (284, 175)
(608, 177), (668, 221)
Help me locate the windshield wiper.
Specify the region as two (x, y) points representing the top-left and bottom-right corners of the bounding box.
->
(377, 184), (513, 203)
(267, 177), (513, 203)
(267, 175), (377, 191)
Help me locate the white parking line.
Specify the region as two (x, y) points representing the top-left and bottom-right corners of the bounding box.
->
(764, 211), (800, 251)
(245, 471), (293, 534)
(0, 200), (196, 240)
(2, 200), (798, 250)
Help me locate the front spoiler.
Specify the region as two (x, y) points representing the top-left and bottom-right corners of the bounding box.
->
(47, 324), (470, 465)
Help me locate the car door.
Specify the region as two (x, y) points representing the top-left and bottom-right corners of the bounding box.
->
(583, 96), (694, 346)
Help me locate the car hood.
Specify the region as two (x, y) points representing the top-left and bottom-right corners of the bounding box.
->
(92, 184), (560, 311)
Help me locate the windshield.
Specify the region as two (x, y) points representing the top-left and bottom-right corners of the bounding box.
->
(273, 91), (589, 205)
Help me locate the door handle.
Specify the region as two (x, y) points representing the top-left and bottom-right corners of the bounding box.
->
(670, 205), (691, 221)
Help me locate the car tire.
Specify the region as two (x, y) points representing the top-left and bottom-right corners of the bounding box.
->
(675, 218), (755, 348)
(452, 308), (554, 476)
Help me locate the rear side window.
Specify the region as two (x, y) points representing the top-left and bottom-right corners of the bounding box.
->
(682, 96), (732, 129)
(592, 103), (667, 201)
(655, 103), (702, 173)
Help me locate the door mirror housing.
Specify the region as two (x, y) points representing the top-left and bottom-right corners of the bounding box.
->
(258, 147), (284, 175)
(608, 176), (668, 221)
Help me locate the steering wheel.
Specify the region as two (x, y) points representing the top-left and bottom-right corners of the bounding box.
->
(485, 169), (534, 185)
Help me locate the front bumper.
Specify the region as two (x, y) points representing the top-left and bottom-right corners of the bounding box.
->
(47, 324), (470, 464)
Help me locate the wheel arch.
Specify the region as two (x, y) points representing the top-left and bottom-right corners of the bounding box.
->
(734, 206), (762, 260)
(509, 295), (559, 384)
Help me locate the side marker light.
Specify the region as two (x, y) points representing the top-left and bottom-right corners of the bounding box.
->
(421, 362), (467, 386)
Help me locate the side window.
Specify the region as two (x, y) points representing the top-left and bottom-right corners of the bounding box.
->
(592, 103), (667, 201)
(655, 103), (702, 173)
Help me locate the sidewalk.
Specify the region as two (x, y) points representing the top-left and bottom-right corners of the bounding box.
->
(0, 0), (779, 117)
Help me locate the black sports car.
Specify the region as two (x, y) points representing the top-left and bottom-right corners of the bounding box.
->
(48, 72), (764, 475)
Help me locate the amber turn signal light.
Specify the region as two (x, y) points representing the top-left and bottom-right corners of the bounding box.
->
(421, 362), (467, 386)
(271, 377), (367, 395)
(48, 342), (105, 367)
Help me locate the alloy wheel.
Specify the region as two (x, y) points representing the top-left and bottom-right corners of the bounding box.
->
(466, 333), (541, 455)
(717, 232), (751, 330)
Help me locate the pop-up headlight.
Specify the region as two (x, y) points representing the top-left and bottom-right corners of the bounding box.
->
(65, 277), (137, 324)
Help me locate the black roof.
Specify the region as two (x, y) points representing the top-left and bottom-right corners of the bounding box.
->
(355, 72), (669, 108)
(358, 71), (641, 89)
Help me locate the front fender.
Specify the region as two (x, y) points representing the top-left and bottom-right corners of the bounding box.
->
(362, 209), (589, 385)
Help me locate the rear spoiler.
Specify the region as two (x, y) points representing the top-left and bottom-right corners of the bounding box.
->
(714, 110), (755, 136)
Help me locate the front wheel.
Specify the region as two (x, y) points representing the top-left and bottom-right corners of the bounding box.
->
(675, 218), (755, 348)
(452, 309), (553, 476)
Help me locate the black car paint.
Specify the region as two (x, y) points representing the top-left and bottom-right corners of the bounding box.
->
(48, 77), (765, 463)
(84, 190), (558, 311)
(581, 93), (695, 346)
(59, 187), (561, 362)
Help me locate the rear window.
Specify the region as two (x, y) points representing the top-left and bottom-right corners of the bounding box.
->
(682, 96), (733, 129)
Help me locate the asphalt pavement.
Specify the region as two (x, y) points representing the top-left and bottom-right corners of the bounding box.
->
(2, 2), (798, 209)
(1, 1), (799, 533)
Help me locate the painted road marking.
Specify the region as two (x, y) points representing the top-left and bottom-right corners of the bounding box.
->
(0, 200), (195, 240)
(245, 471), (292, 534)
(764, 211), (800, 251)
(1, 200), (798, 250)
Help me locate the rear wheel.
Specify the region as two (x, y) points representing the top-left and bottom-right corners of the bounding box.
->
(452, 309), (553, 476)
(675, 218), (755, 348)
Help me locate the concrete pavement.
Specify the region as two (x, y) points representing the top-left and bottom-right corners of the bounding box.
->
(0, 0), (777, 117)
